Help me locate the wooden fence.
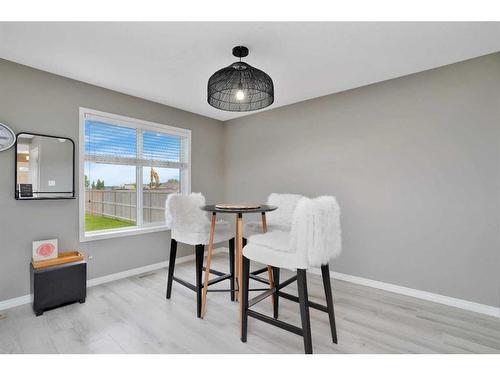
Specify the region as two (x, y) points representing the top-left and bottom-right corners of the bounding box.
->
(85, 189), (172, 224)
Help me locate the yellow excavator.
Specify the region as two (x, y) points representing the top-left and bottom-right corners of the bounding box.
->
(150, 167), (160, 188)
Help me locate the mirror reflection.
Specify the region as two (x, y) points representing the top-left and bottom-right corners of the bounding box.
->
(16, 133), (75, 199)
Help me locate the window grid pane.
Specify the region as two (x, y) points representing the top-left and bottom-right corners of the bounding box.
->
(143, 130), (181, 163)
(84, 163), (137, 232)
(142, 167), (180, 225)
(85, 120), (137, 159)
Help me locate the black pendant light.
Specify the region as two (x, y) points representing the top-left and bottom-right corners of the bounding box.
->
(207, 46), (274, 112)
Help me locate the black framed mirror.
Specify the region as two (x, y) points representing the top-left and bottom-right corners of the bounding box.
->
(15, 132), (75, 200)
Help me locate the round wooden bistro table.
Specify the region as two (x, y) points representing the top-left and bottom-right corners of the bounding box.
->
(200, 204), (278, 329)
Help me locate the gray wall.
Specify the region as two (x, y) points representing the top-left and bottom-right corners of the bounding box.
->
(224, 53), (500, 307)
(0, 59), (225, 301)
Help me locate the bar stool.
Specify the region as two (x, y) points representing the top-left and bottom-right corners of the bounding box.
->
(244, 193), (304, 317)
(165, 193), (234, 318)
(241, 196), (341, 354)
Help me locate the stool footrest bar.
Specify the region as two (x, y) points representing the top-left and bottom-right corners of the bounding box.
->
(247, 309), (303, 336)
(249, 288), (276, 307)
(251, 267), (268, 276)
(249, 274), (270, 284)
(248, 275), (299, 308)
(202, 267), (225, 277)
(276, 275), (297, 290)
(207, 274), (232, 286)
(172, 276), (197, 292)
(278, 291), (328, 313)
(207, 289), (236, 292)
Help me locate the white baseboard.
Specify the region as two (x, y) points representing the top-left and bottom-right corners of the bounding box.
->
(308, 268), (500, 318)
(88, 247), (225, 287)
(2, 248), (498, 319)
(0, 294), (32, 312)
(0, 248), (225, 312)
(86, 260), (170, 288)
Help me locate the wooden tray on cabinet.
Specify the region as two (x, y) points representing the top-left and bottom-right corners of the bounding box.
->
(32, 251), (84, 269)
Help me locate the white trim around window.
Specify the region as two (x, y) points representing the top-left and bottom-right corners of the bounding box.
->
(79, 107), (191, 242)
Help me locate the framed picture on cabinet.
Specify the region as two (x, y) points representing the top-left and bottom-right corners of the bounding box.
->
(32, 239), (58, 262)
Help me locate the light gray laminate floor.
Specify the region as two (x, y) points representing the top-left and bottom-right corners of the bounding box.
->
(1, 252), (500, 354)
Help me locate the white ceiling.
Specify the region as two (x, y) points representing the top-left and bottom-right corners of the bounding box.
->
(1, 22), (499, 121)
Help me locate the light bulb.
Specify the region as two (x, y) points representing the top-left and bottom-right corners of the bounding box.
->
(236, 90), (245, 101)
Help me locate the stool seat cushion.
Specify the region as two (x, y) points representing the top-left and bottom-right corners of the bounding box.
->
(244, 221), (289, 237)
(243, 231), (308, 270)
(172, 220), (233, 246)
(248, 230), (292, 253)
(243, 243), (308, 270)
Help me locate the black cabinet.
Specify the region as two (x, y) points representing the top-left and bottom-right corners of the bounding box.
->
(30, 260), (87, 316)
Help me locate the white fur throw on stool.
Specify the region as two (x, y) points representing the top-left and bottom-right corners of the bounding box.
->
(291, 196), (342, 267)
(165, 192), (208, 232)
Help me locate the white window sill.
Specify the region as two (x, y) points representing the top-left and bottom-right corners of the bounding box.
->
(80, 224), (170, 242)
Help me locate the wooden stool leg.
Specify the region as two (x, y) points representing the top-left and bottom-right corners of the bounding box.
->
(267, 265), (275, 307)
(321, 263), (338, 343)
(166, 239), (177, 299)
(297, 269), (313, 354)
(195, 244), (204, 318)
(201, 213), (216, 318)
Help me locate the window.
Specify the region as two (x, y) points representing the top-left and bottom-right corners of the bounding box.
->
(79, 108), (191, 241)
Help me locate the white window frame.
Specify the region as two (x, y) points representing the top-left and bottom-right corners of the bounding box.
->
(79, 107), (191, 242)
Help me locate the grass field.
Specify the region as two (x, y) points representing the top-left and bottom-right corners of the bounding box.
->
(85, 213), (135, 232)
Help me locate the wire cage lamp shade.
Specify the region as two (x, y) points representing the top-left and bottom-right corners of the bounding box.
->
(208, 46), (274, 112)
